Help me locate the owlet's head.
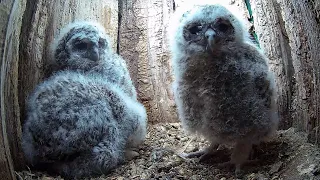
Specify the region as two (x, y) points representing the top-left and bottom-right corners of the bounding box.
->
(51, 21), (111, 72)
(169, 4), (247, 54)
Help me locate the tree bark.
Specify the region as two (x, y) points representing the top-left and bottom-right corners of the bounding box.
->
(119, 0), (178, 123)
(252, 0), (320, 143)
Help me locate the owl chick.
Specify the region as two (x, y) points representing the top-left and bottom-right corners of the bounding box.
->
(48, 21), (136, 98)
(169, 3), (278, 176)
(22, 71), (147, 179)
(22, 21), (147, 179)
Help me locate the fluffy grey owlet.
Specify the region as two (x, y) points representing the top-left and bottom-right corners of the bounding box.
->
(22, 21), (147, 179)
(169, 3), (279, 176)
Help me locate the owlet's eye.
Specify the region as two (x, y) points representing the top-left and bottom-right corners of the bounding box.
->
(189, 24), (203, 34)
(75, 42), (88, 50)
(217, 23), (229, 32)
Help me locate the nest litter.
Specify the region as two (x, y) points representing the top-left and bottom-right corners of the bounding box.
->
(18, 123), (320, 180)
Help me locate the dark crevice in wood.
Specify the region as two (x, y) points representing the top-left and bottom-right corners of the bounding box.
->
(117, 0), (123, 54)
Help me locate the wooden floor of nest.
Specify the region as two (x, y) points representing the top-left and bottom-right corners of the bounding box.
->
(18, 123), (320, 180)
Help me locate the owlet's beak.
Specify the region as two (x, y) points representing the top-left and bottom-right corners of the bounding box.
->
(205, 28), (216, 52)
(88, 47), (99, 62)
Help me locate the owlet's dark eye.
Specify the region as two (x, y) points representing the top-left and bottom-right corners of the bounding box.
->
(98, 38), (106, 48)
(189, 24), (203, 34)
(75, 42), (88, 50)
(217, 23), (229, 32)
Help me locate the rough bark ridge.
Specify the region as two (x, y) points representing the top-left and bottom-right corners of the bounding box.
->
(119, 0), (177, 123)
(252, 0), (320, 142)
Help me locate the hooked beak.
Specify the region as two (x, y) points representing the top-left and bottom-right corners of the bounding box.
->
(88, 47), (99, 62)
(205, 28), (216, 52)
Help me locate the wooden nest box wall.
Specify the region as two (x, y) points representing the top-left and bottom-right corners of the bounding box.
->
(0, 0), (319, 179)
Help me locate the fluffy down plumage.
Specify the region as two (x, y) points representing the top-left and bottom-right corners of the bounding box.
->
(168, 3), (278, 176)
